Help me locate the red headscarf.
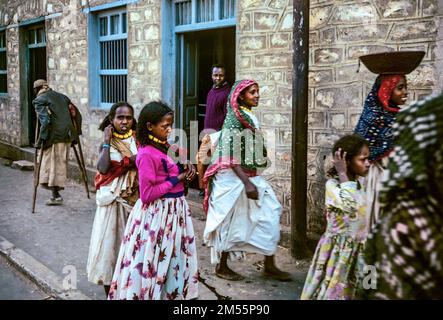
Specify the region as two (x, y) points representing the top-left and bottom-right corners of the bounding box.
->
(377, 75), (404, 112)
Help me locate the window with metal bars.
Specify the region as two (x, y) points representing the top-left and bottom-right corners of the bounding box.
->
(174, 0), (236, 26)
(0, 30), (7, 94)
(98, 9), (127, 108)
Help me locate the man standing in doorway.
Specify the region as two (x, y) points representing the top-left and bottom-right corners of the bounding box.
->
(197, 65), (231, 196)
(33, 79), (82, 205)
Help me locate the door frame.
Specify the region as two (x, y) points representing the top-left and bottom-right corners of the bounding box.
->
(18, 19), (47, 147)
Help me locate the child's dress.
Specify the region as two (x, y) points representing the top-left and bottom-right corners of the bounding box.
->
(301, 178), (368, 300)
(108, 145), (198, 300)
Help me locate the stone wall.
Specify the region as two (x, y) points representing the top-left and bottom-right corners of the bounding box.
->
(236, 0), (294, 231)
(308, 0), (443, 234)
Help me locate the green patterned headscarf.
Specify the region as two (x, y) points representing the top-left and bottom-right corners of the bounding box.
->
(202, 79), (269, 212)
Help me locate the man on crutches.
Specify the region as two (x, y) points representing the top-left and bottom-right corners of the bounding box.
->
(32, 79), (84, 206)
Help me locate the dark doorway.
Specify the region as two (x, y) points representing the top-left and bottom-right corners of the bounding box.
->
(27, 25), (46, 146)
(176, 27), (235, 189)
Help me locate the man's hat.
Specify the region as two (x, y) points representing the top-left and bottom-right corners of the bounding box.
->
(359, 51), (425, 75)
(33, 79), (47, 89)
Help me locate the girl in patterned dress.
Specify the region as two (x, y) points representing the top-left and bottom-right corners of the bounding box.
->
(301, 134), (370, 300)
(108, 101), (199, 300)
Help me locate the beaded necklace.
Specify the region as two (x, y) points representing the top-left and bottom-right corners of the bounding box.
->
(239, 105), (253, 113)
(113, 129), (133, 140)
(148, 134), (167, 145)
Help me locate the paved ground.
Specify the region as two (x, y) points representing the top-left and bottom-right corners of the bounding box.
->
(0, 255), (49, 300)
(0, 159), (310, 300)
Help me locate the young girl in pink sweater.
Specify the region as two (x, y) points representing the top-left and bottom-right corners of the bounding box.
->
(108, 101), (198, 300)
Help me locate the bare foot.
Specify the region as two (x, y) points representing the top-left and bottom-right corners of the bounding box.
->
(215, 264), (245, 281)
(263, 265), (292, 282)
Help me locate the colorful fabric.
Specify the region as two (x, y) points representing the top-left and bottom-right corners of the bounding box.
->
(108, 197), (199, 300)
(136, 145), (184, 205)
(363, 93), (443, 299)
(377, 75), (403, 112)
(354, 75), (403, 162)
(202, 79), (268, 213)
(301, 179), (368, 300)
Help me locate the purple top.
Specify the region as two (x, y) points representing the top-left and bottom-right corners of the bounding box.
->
(204, 83), (231, 131)
(136, 145), (184, 205)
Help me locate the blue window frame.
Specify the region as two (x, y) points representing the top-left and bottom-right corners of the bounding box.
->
(174, 0), (236, 32)
(90, 8), (127, 109)
(0, 30), (7, 94)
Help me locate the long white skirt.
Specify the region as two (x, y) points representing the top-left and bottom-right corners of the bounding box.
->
(108, 197), (199, 300)
(204, 169), (282, 264)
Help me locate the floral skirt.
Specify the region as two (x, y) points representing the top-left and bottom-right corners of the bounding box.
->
(108, 196), (199, 300)
(300, 233), (365, 300)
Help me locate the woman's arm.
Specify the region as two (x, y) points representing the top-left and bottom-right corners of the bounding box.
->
(232, 165), (258, 200)
(96, 125), (113, 174)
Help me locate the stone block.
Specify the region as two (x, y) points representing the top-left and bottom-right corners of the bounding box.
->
(239, 12), (252, 32)
(315, 85), (361, 109)
(314, 48), (343, 65)
(280, 12), (292, 30)
(276, 85), (292, 109)
(268, 0), (289, 10)
(268, 71), (284, 82)
(347, 45), (395, 60)
(262, 113), (290, 126)
(239, 0), (264, 10)
(390, 20), (437, 41)
(279, 128), (292, 145)
(255, 53), (291, 68)
(331, 3), (377, 24)
(254, 12), (279, 31)
(143, 25), (160, 41)
(329, 112), (346, 129)
(11, 160), (34, 171)
(320, 27), (336, 44)
(310, 31), (320, 45)
(336, 64), (369, 83)
(270, 33), (290, 49)
(338, 24), (389, 42)
(239, 56), (252, 69)
(309, 69), (333, 85)
(313, 132), (341, 147)
(423, 0), (438, 16)
(408, 64), (436, 87)
(310, 5), (333, 29)
(374, 0), (417, 18)
(239, 35), (267, 51)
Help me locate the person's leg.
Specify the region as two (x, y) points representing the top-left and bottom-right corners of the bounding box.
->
(51, 186), (62, 199)
(263, 255), (291, 281)
(215, 251), (244, 281)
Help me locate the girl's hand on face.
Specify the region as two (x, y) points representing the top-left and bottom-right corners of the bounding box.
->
(104, 124), (114, 144)
(333, 148), (348, 178)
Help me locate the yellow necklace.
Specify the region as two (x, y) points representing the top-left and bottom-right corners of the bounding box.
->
(239, 105), (253, 113)
(148, 134), (166, 145)
(113, 129), (133, 140)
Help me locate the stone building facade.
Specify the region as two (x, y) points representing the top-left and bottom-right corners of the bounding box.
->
(0, 0), (442, 240)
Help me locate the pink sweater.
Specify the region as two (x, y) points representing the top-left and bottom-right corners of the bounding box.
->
(136, 145), (184, 205)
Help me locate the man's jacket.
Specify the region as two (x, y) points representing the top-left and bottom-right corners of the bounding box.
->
(32, 89), (82, 149)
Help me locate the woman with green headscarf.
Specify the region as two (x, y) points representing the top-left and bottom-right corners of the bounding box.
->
(202, 79), (290, 282)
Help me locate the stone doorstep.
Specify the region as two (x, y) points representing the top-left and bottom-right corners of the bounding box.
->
(0, 235), (92, 301)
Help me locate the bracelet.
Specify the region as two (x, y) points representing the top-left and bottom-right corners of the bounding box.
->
(101, 143), (111, 149)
